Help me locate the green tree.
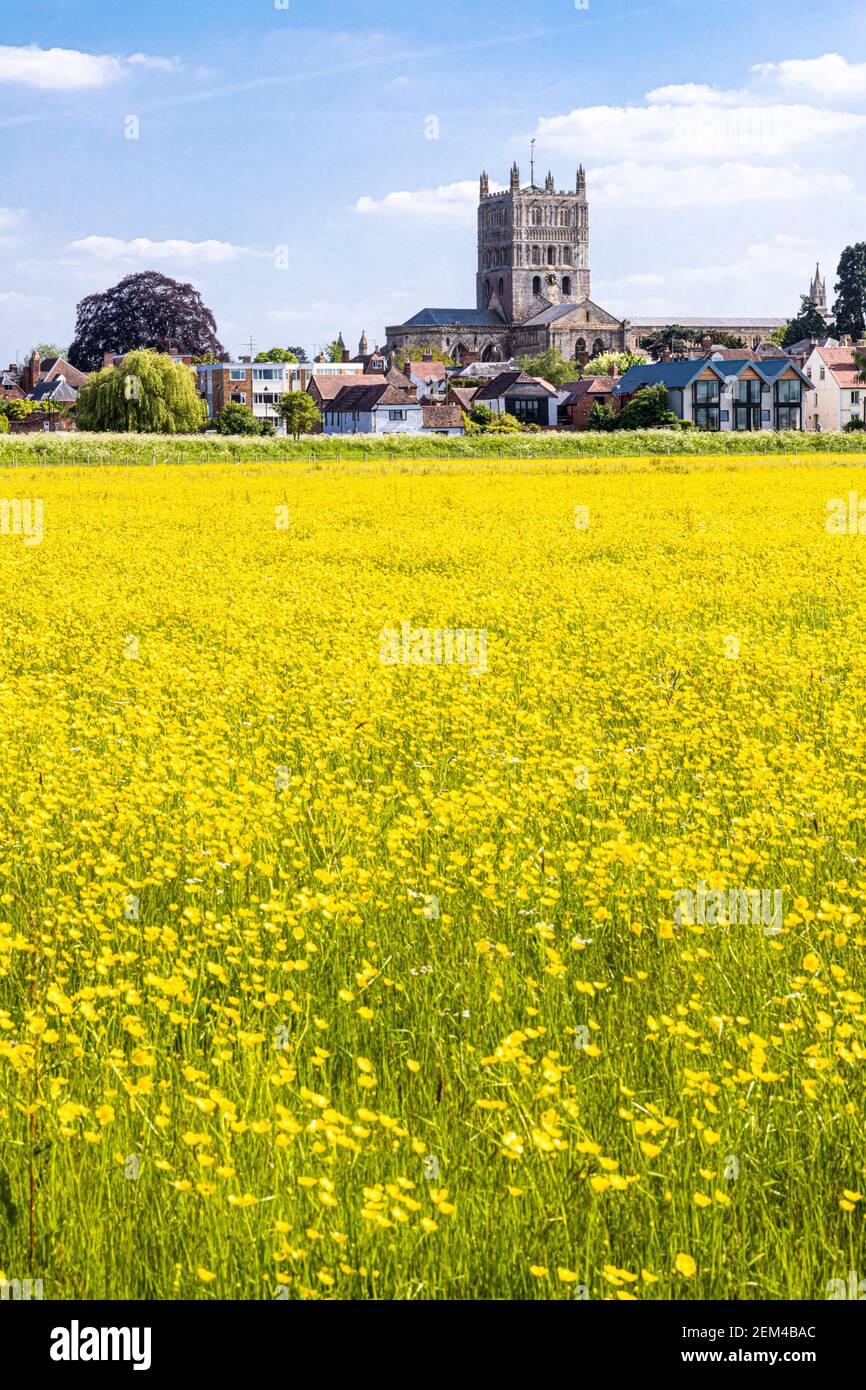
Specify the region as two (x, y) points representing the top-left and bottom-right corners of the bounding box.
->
(616, 383), (679, 430)
(584, 401), (618, 431)
(214, 401), (262, 435)
(516, 347), (575, 387)
(277, 392), (321, 439)
(30, 342), (68, 360)
(75, 349), (207, 434)
(834, 244), (866, 339)
(583, 350), (646, 376)
(254, 347), (299, 364)
(781, 296), (832, 348)
(638, 326), (691, 361)
(0, 399), (37, 421)
(325, 340), (346, 363)
(706, 332), (746, 350)
(0, 413), (8, 434)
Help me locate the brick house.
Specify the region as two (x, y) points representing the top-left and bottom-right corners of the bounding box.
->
(196, 359), (366, 433)
(558, 375), (618, 429)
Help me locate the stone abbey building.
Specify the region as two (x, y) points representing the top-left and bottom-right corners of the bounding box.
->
(385, 162), (786, 364)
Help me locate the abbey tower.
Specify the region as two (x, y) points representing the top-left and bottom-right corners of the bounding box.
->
(476, 161), (590, 324)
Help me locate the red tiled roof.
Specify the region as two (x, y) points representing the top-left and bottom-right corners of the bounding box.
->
(409, 360), (447, 382)
(308, 374), (382, 400)
(422, 404), (463, 429)
(816, 347), (866, 388)
(327, 383), (419, 412)
(446, 386), (477, 410)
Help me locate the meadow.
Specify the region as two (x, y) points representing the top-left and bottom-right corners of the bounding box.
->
(0, 452), (865, 1301)
(1, 426), (866, 467)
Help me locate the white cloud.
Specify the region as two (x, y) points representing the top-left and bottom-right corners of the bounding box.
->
(646, 83), (752, 107)
(68, 236), (257, 265)
(0, 44), (122, 89)
(534, 99), (866, 163)
(355, 179), (504, 221)
(0, 44), (178, 90)
(592, 160), (852, 207)
(603, 235), (820, 311)
(127, 53), (181, 73)
(0, 207), (22, 230)
(678, 234), (818, 287)
(754, 54), (866, 100)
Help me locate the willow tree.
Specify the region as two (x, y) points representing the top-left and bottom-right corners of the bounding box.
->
(75, 350), (206, 434)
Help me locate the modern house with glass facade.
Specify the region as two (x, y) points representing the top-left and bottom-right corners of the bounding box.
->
(613, 357), (813, 431)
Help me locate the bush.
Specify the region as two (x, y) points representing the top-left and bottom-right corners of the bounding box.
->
(0, 413), (8, 433)
(844, 417), (866, 432)
(585, 402), (618, 432)
(0, 399), (36, 421)
(214, 402), (262, 436)
(616, 384), (679, 431)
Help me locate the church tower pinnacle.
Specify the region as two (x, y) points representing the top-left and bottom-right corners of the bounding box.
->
(810, 261), (827, 312)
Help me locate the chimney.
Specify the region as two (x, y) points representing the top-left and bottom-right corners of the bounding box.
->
(702, 335), (712, 352)
(423, 350), (433, 362)
(841, 334), (852, 348)
(661, 345), (672, 363)
(240, 356), (251, 363)
(342, 349), (350, 363)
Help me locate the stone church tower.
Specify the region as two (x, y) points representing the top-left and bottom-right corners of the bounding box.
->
(809, 262), (831, 321)
(476, 162), (590, 324)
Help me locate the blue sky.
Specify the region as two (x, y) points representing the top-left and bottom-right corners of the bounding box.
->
(2, 0), (866, 364)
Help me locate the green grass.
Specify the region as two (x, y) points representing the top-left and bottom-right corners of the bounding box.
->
(1, 427), (866, 467)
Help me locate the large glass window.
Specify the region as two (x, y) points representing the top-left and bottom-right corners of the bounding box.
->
(776, 378), (801, 404)
(693, 378), (720, 431)
(509, 397), (542, 424)
(775, 377), (801, 429)
(734, 378), (762, 430)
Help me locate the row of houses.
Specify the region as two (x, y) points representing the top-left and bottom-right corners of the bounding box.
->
(187, 340), (866, 436)
(1, 350), (86, 429)
(5, 336), (865, 437)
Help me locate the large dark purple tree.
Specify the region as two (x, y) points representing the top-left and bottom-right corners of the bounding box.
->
(68, 271), (226, 371)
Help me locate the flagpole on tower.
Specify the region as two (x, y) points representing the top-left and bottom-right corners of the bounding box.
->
(530, 138), (536, 188)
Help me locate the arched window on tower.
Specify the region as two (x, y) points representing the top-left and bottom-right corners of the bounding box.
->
(531, 206), (542, 227)
(498, 278), (504, 297)
(592, 338), (605, 356)
(562, 276), (572, 297)
(532, 275), (542, 296)
(548, 246), (557, 265)
(531, 245), (541, 264)
(484, 279), (491, 300)
(575, 337), (587, 359)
